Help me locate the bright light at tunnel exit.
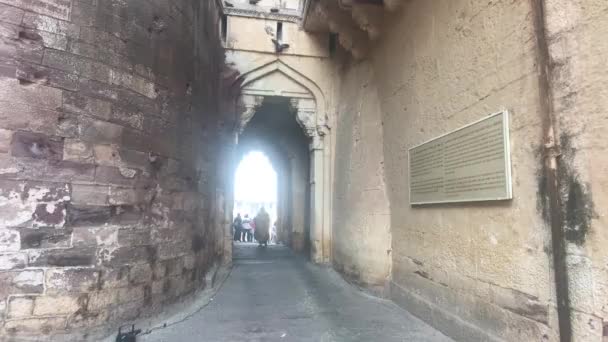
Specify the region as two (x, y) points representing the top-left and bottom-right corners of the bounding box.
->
(235, 151), (277, 203)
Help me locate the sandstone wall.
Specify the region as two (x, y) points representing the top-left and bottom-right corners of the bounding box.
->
(0, 0), (226, 339)
(332, 60), (391, 294)
(543, 0), (608, 340)
(335, 0), (560, 340)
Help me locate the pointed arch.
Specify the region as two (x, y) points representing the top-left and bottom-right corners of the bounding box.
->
(234, 59), (327, 116)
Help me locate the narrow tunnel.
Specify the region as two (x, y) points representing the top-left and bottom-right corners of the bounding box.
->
(2, 0), (607, 341)
(234, 97), (311, 256)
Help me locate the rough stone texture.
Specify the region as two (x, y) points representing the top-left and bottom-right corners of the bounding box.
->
(543, 0), (608, 340)
(333, 60), (391, 295)
(333, 0), (560, 341)
(0, 0), (227, 339)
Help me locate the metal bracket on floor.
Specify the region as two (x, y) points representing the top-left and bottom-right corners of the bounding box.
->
(116, 325), (141, 342)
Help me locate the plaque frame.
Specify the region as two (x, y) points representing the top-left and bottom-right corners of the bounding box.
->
(408, 110), (513, 205)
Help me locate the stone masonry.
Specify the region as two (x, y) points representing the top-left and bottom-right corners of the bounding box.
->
(0, 0), (227, 340)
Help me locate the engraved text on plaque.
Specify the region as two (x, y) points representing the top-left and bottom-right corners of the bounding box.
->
(409, 111), (512, 204)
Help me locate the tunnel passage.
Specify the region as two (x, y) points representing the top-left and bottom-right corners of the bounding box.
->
(235, 97), (311, 256)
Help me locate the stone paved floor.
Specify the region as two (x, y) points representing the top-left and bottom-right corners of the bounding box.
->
(140, 244), (453, 342)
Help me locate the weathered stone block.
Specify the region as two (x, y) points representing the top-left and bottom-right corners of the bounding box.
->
(118, 149), (149, 171)
(110, 69), (158, 99)
(4, 316), (67, 334)
(80, 118), (123, 145)
(0, 181), (69, 228)
(33, 295), (80, 316)
(93, 144), (121, 166)
(0, 157), (95, 183)
(42, 49), (111, 83)
(68, 40), (133, 72)
(37, 29), (68, 50)
(17, 63), (79, 91)
(0, 270), (44, 297)
(95, 166), (141, 186)
(3, 0), (71, 20)
(0, 101), (61, 136)
(117, 286), (145, 304)
(109, 187), (141, 205)
(7, 296), (35, 318)
(29, 247), (95, 267)
(0, 3), (25, 25)
(63, 92), (112, 119)
(101, 245), (155, 267)
(69, 0), (96, 26)
(107, 205), (142, 226)
(109, 300), (141, 322)
(0, 154), (23, 176)
(20, 228), (71, 249)
(22, 12), (80, 38)
(0, 128), (11, 153)
(0, 78), (62, 109)
(78, 26), (128, 55)
(162, 257), (185, 277)
(0, 229), (20, 251)
(46, 268), (100, 294)
(66, 204), (112, 227)
(10, 131), (64, 161)
(129, 263), (152, 284)
(71, 184), (109, 206)
(97, 265), (130, 289)
(157, 241), (189, 261)
(68, 309), (109, 329)
(489, 284), (549, 324)
(63, 139), (94, 163)
(110, 106), (144, 130)
(88, 290), (117, 311)
(117, 228), (151, 247)
(0, 252), (27, 270)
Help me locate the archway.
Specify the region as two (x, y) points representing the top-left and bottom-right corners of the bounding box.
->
(234, 97), (311, 255)
(230, 60), (332, 263)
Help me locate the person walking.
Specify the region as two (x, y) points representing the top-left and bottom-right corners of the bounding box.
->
(270, 221), (277, 245)
(254, 207), (270, 247)
(242, 214), (253, 243)
(233, 213), (243, 242)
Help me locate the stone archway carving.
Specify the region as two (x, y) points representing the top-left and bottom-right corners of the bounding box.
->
(232, 59), (332, 264)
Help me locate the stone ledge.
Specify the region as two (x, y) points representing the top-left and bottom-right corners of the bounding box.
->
(390, 280), (503, 342)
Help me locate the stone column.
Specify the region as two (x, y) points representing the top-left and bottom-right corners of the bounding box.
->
(310, 133), (326, 263)
(291, 98), (329, 263)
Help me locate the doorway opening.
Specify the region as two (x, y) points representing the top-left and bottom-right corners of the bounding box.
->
(232, 97), (311, 257)
(233, 151), (278, 245)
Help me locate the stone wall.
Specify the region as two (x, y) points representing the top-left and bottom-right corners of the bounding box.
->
(543, 0), (608, 340)
(0, 0), (226, 339)
(332, 60), (391, 294)
(334, 0), (560, 340)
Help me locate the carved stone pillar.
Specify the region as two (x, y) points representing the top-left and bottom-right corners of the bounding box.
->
(290, 98), (329, 263)
(236, 95), (264, 134)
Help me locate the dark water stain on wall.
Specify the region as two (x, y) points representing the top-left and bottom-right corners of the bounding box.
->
(558, 134), (595, 245)
(537, 133), (595, 246)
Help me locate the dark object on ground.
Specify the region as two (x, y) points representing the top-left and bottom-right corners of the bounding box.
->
(116, 325), (141, 342)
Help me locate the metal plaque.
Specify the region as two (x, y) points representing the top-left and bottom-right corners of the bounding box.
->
(408, 111), (512, 205)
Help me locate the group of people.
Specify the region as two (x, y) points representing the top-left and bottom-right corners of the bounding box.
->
(233, 208), (276, 247)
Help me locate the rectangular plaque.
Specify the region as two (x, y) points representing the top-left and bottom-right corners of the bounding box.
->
(408, 111), (512, 205)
